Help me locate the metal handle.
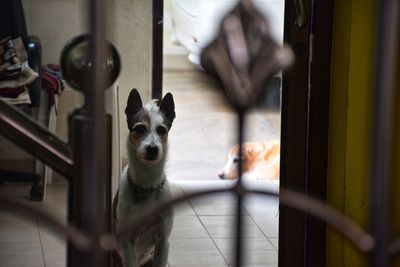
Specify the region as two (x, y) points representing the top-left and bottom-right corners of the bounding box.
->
(294, 0), (307, 28)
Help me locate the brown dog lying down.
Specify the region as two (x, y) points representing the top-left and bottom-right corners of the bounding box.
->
(218, 140), (280, 181)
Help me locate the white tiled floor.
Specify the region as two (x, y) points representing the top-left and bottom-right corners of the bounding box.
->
(171, 179), (279, 267)
(0, 180), (279, 267)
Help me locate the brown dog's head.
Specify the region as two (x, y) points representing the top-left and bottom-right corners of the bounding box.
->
(217, 143), (263, 180)
(217, 141), (280, 180)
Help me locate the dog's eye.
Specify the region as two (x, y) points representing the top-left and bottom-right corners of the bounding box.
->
(156, 126), (168, 136)
(233, 157), (240, 164)
(133, 124), (147, 134)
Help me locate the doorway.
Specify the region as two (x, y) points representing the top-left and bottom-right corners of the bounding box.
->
(0, 0), (333, 266)
(162, 0), (282, 266)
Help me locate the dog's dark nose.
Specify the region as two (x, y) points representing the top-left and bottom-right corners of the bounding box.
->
(146, 145), (158, 160)
(218, 171), (225, 179)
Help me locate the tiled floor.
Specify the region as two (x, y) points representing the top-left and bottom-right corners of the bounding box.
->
(0, 69), (281, 266)
(0, 180), (279, 267)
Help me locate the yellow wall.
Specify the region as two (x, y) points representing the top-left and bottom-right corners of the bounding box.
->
(327, 0), (377, 266)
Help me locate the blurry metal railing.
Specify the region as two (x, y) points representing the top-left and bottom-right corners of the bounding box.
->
(0, 0), (399, 267)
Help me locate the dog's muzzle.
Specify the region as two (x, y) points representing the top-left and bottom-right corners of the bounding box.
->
(145, 144), (159, 161)
(218, 170), (226, 179)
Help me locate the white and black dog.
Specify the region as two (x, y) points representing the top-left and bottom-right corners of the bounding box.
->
(114, 88), (175, 267)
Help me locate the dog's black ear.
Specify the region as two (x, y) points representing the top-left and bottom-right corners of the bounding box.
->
(159, 92), (176, 128)
(125, 88), (143, 130)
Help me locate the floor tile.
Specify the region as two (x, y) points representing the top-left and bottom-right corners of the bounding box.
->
(0, 226), (40, 243)
(199, 216), (264, 239)
(170, 216), (210, 239)
(174, 200), (196, 216)
(170, 226), (210, 239)
(169, 239), (227, 266)
(44, 183), (68, 199)
(243, 194), (279, 218)
(32, 198), (67, 222)
(178, 180), (229, 195)
(42, 240), (66, 267)
(38, 218), (67, 267)
(38, 220), (67, 245)
(269, 237), (278, 250)
(0, 210), (38, 228)
(0, 241), (45, 267)
(213, 237), (275, 253)
(173, 215), (203, 227)
(252, 217), (279, 238)
(190, 202), (240, 216)
(214, 238), (277, 266)
(170, 238), (218, 252)
(189, 193), (244, 216)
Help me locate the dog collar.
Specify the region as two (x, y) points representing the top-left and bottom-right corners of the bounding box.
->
(127, 173), (166, 202)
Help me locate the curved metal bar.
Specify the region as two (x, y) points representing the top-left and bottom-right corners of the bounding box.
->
(0, 197), (91, 252)
(112, 185), (374, 254)
(0, 184), (375, 255)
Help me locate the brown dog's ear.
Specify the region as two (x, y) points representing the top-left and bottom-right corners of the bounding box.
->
(159, 92), (176, 128)
(125, 88), (143, 130)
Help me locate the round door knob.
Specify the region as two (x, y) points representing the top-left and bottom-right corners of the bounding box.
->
(60, 34), (120, 92)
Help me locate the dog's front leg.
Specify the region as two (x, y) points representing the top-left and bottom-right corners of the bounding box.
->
(154, 238), (169, 267)
(121, 241), (135, 267)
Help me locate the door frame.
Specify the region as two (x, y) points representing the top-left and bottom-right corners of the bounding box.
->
(151, 0), (334, 266)
(152, 0), (164, 99)
(279, 0), (333, 267)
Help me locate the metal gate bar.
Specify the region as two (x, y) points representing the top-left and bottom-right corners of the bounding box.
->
(370, 0), (400, 266)
(115, 186), (375, 255)
(235, 112), (245, 267)
(152, 0), (164, 100)
(66, 0), (110, 266)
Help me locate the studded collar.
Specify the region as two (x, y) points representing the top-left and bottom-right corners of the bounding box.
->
(127, 173), (166, 202)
